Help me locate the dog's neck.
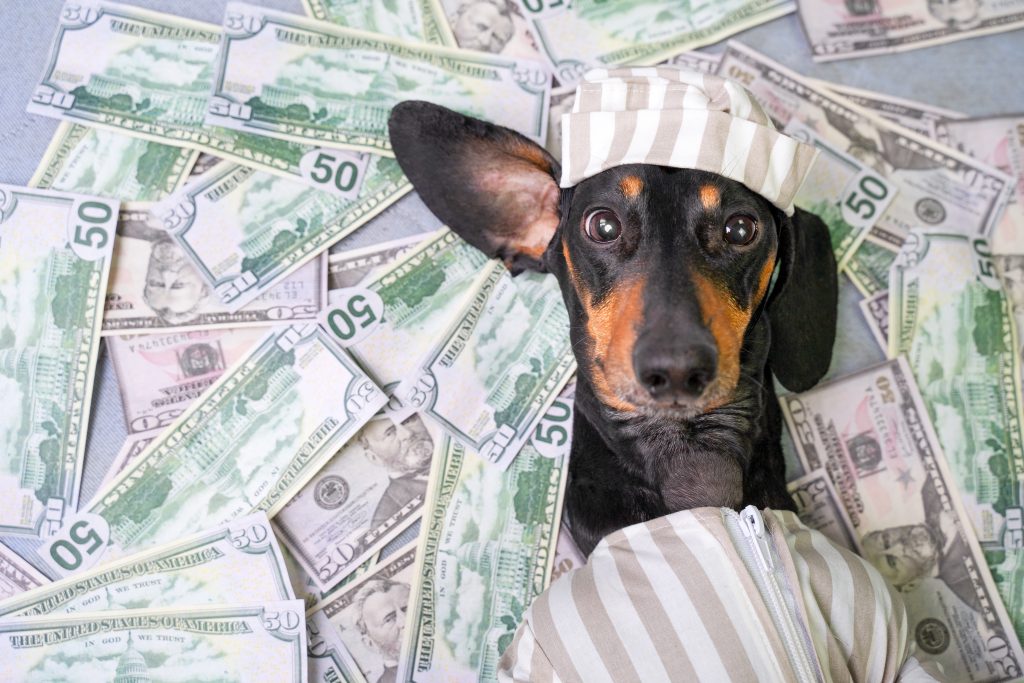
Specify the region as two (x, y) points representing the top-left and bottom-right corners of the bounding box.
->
(565, 318), (793, 555)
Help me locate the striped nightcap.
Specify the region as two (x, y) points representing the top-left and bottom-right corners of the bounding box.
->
(559, 67), (819, 216)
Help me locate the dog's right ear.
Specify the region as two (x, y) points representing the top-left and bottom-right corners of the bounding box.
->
(388, 101), (561, 274)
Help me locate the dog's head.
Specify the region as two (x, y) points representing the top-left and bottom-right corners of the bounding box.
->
(388, 101), (836, 422)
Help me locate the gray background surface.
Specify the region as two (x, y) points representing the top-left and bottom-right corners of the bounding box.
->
(0, 1), (1021, 572)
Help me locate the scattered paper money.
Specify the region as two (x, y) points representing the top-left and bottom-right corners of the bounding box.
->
(717, 42), (1014, 297)
(799, 0), (1024, 62)
(815, 81), (965, 140)
(207, 3), (551, 154)
(515, 0), (794, 86)
(859, 289), (889, 352)
(0, 513), (291, 617)
(154, 158), (409, 310)
(433, 0), (544, 61)
(0, 601), (308, 681)
(97, 430), (159, 491)
(787, 468), (861, 553)
(308, 608), (370, 683)
(303, 0), (454, 45)
(41, 324), (386, 576)
(103, 204), (327, 333)
(398, 386), (572, 681)
(936, 116), (1024, 255)
(107, 327), (266, 435)
(30, 122), (196, 202)
(274, 414), (437, 592)
(315, 546), (418, 683)
(781, 358), (1024, 681)
(29, 1), (346, 186)
(0, 543), (48, 601)
(397, 267), (575, 468)
(890, 230), (1024, 554)
(785, 121), (897, 268)
(550, 524), (586, 582)
(0, 184), (118, 537)
(328, 229), (491, 392)
(327, 234), (425, 292)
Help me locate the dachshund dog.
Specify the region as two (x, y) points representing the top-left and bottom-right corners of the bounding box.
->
(388, 101), (838, 555)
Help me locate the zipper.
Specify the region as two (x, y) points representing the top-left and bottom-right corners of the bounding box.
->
(723, 506), (822, 683)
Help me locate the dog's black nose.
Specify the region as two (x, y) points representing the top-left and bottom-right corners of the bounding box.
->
(635, 344), (717, 401)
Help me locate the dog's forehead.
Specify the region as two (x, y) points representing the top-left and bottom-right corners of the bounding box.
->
(571, 165), (757, 211)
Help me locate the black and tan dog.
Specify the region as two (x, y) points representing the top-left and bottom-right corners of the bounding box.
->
(389, 101), (838, 555)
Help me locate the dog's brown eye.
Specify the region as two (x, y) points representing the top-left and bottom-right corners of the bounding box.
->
(723, 214), (757, 246)
(584, 209), (621, 243)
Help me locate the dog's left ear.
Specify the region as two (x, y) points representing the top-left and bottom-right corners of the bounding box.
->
(388, 101), (560, 274)
(765, 207), (838, 392)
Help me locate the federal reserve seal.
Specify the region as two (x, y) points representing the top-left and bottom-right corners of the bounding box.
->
(915, 198), (946, 224)
(915, 618), (950, 655)
(313, 475), (349, 510)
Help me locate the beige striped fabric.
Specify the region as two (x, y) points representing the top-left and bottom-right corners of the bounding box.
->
(498, 507), (945, 683)
(559, 68), (819, 216)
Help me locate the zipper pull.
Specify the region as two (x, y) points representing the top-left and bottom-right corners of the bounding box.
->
(739, 506), (774, 573)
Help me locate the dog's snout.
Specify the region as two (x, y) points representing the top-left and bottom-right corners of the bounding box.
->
(634, 342), (717, 402)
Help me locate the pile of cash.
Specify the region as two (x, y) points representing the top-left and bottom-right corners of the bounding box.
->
(0, 1), (1021, 681)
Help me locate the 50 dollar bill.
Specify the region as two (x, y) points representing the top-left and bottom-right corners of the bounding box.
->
(0, 184), (118, 537)
(40, 323), (387, 577)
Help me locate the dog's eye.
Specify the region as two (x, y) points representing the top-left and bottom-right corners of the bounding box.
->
(723, 214), (757, 246)
(584, 209), (621, 243)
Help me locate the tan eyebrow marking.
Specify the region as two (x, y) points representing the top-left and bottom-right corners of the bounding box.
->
(619, 175), (644, 198)
(699, 184), (720, 211)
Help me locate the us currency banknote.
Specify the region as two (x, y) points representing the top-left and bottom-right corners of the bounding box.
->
(665, 49), (722, 74)
(814, 81), (964, 140)
(327, 234), (425, 292)
(104, 203), (326, 333)
(303, 0), (454, 45)
(315, 546), (418, 683)
(40, 323), (387, 577)
(398, 388), (572, 681)
(514, 0), (794, 86)
(207, 3), (551, 155)
(280, 542), (378, 611)
(184, 152), (223, 181)
(308, 608), (369, 683)
(0, 543), (48, 601)
(717, 42), (1014, 297)
(0, 184), (118, 537)
(785, 121), (897, 268)
(326, 229), (491, 393)
(936, 116), (1024, 255)
(780, 358), (1024, 681)
(30, 122), (196, 202)
(274, 414), (437, 591)
(549, 524), (586, 582)
(430, 0), (544, 61)
(154, 158), (409, 310)
(0, 513), (291, 617)
(890, 230), (1024, 554)
(97, 430), (159, 490)
(858, 289), (889, 352)
(800, 0), (1024, 62)
(0, 601), (308, 681)
(544, 84), (574, 159)
(107, 327), (266, 435)
(396, 267), (575, 468)
(28, 1), (347, 186)
(327, 190), (443, 258)
(787, 468), (861, 553)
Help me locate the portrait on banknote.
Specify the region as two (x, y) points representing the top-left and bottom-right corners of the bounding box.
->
(450, 0), (515, 53)
(359, 415), (434, 531)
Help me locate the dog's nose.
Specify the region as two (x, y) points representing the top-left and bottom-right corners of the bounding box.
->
(634, 343), (717, 401)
